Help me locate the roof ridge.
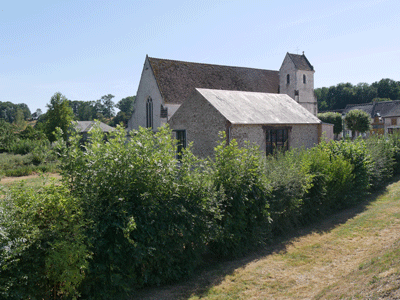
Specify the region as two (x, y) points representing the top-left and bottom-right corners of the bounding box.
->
(148, 56), (278, 73)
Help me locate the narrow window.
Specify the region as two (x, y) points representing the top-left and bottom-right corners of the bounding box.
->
(287, 74), (290, 85)
(174, 130), (186, 160)
(266, 128), (288, 155)
(146, 97), (153, 128)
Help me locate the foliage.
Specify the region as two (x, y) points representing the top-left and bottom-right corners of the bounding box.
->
(59, 124), (217, 298)
(0, 120), (18, 153)
(317, 112), (343, 135)
(209, 135), (271, 257)
(42, 92), (74, 142)
(316, 78), (400, 111)
(344, 109), (371, 137)
(265, 149), (313, 234)
(0, 101), (31, 123)
(109, 96), (136, 127)
(0, 182), (90, 299)
(365, 135), (396, 190)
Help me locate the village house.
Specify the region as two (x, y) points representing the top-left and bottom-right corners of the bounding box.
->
(127, 52), (331, 156)
(343, 101), (400, 136)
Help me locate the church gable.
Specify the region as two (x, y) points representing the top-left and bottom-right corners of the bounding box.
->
(148, 57), (279, 104)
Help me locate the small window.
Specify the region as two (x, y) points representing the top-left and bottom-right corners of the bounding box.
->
(174, 130), (186, 160)
(266, 128), (288, 155)
(146, 97), (153, 128)
(303, 74), (306, 84)
(287, 74), (290, 84)
(392, 118), (397, 126)
(294, 90), (299, 96)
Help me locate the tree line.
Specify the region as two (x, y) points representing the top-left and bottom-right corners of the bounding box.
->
(316, 78), (400, 111)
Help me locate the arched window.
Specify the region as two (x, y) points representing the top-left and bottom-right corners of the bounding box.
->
(146, 97), (153, 128)
(287, 74), (290, 84)
(303, 74), (306, 84)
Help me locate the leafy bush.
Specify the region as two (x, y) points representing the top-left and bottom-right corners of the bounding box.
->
(59, 124), (217, 298)
(265, 149), (313, 234)
(366, 135), (395, 190)
(0, 182), (90, 299)
(209, 135), (271, 257)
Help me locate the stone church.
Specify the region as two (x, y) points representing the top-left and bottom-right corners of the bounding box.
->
(127, 53), (328, 157)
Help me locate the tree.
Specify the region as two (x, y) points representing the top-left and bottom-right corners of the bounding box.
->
(317, 112), (343, 137)
(99, 94), (115, 119)
(109, 96), (136, 127)
(43, 92), (74, 142)
(31, 108), (42, 120)
(344, 109), (371, 138)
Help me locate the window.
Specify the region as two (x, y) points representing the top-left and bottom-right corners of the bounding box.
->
(303, 74), (306, 84)
(266, 128), (288, 155)
(287, 74), (290, 84)
(174, 130), (186, 160)
(146, 97), (153, 128)
(392, 118), (397, 126)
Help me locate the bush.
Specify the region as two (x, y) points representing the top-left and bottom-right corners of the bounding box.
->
(59, 124), (217, 298)
(265, 149), (313, 234)
(366, 135), (395, 190)
(209, 135), (271, 257)
(0, 182), (90, 299)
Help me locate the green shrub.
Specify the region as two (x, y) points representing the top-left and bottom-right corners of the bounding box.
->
(59, 124), (217, 298)
(0, 182), (90, 299)
(366, 135), (395, 190)
(301, 142), (355, 222)
(209, 135), (271, 257)
(265, 149), (313, 234)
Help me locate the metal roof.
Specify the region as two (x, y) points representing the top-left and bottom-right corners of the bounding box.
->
(196, 88), (321, 125)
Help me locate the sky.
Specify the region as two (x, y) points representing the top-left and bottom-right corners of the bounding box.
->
(1, 0), (400, 114)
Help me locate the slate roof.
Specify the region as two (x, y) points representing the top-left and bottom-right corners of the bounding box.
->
(344, 101), (400, 118)
(74, 121), (116, 133)
(287, 53), (314, 71)
(148, 57), (279, 104)
(196, 88), (321, 125)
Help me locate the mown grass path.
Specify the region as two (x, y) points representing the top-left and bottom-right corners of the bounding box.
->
(134, 179), (400, 300)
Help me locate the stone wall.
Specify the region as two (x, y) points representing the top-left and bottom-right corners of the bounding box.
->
(168, 90), (226, 158)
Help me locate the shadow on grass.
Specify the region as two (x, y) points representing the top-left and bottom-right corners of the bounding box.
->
(130, 180), (396, 300)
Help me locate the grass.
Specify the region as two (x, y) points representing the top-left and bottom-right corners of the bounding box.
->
(0, 173), (61, 188)
(132, 178), (400, 300)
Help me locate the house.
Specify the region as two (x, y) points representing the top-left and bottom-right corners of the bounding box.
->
(343, 101), (400, 136)
(168, 88), (323, 157)
(73, 121), (116, 142)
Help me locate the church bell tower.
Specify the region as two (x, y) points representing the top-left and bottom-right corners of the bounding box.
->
(279, 52), (317, 116)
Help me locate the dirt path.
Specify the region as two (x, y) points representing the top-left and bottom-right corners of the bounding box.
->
(133, 181), (400, 299)
(0, 173), (61, 185)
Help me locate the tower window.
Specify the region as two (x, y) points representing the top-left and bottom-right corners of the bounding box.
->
(303, 74), (307, 84)
(146, 97), (153, 128)
(287, 74), (290, 84)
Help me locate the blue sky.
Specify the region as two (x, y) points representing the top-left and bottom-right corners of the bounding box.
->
(1, 0), (400, 113)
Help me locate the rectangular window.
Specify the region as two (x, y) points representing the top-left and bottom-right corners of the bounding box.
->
(266, 128), (288, 155)
(391, 118), (397, 126)
(174, 130), (186, 159)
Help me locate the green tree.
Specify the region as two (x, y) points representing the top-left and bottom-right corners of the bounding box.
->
(109, 96), (136, 127)
(317, 112), (343, 136)
(43, 92), (74, 142)
(344, 109), (371, 138)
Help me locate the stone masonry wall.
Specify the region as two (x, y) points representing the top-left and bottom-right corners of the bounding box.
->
(168, 90), (227, 158)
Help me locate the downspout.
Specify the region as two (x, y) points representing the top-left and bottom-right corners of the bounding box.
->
(226, 121), (232, 145)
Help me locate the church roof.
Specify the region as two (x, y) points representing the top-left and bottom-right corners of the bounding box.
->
(148, 57), (279, 104)
(196, 88), (321, 125)
(287, 53), (314, 71)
